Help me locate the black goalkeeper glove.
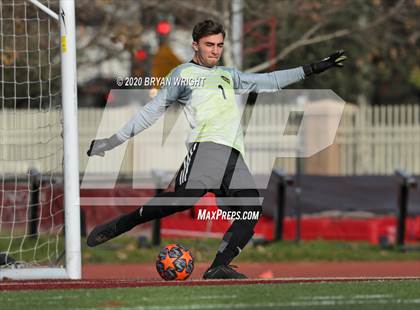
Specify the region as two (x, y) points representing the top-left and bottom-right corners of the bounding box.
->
(303, 50), (347, 76)
(87, 134), (123, 157)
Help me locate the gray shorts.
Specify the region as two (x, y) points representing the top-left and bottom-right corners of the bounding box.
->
(175, 142), (257, 193)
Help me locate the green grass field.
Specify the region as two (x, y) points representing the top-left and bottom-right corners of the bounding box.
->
(2, 234), (420, 265)
(2, 280), (420, 310)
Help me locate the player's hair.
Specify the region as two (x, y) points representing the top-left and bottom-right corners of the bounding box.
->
(192, 20), (225, 42)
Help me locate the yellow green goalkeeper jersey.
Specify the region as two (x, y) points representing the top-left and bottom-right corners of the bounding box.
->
(116, 61), (306, 155)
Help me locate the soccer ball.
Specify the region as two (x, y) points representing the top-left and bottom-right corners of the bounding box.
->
(156, 244), (194, 281)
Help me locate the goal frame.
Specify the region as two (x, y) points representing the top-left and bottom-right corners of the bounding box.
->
(0, 0), (81, 280)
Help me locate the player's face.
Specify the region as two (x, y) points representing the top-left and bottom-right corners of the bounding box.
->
(192, 33), (224, 68)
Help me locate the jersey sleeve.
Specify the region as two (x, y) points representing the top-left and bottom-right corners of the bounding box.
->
(115, 67), (187, 142)
(229, 67), (306, 94)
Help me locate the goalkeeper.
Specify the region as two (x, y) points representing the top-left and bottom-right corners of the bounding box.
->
(87, 19), (347, 279)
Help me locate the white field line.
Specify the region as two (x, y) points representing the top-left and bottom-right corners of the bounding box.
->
(299, 294), (393, 300)
(3, 295), (81, 302)
(194, 295), (238, 300)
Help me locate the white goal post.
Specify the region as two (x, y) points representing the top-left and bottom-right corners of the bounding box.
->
(0, 0), (80, 280)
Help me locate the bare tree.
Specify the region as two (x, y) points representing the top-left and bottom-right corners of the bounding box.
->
(245, 0), (407, 72)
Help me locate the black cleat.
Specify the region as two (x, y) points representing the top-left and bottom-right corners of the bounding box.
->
(87, 216), (122, 247)
(203, 265), (247, 279)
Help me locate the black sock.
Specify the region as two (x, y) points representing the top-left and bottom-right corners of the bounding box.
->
(115, 203), (194, 233)
(115, 207), (143, 233)
(115, 189), (205, 233)
(209, 247), (238, 269)
(209, 218), (257, 270)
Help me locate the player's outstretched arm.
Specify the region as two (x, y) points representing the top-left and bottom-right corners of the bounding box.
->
(303, 50), (347, 76)
(86, 134), (124, 157)
(86, 67), (186, 158)
(230, 50), (347, 93)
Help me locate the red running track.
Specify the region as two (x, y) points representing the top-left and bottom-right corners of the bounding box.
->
(83, 261), (420, 280)
(1, 261), (419, 291)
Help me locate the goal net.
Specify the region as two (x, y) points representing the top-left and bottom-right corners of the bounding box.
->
(0, 0), (80, 280)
